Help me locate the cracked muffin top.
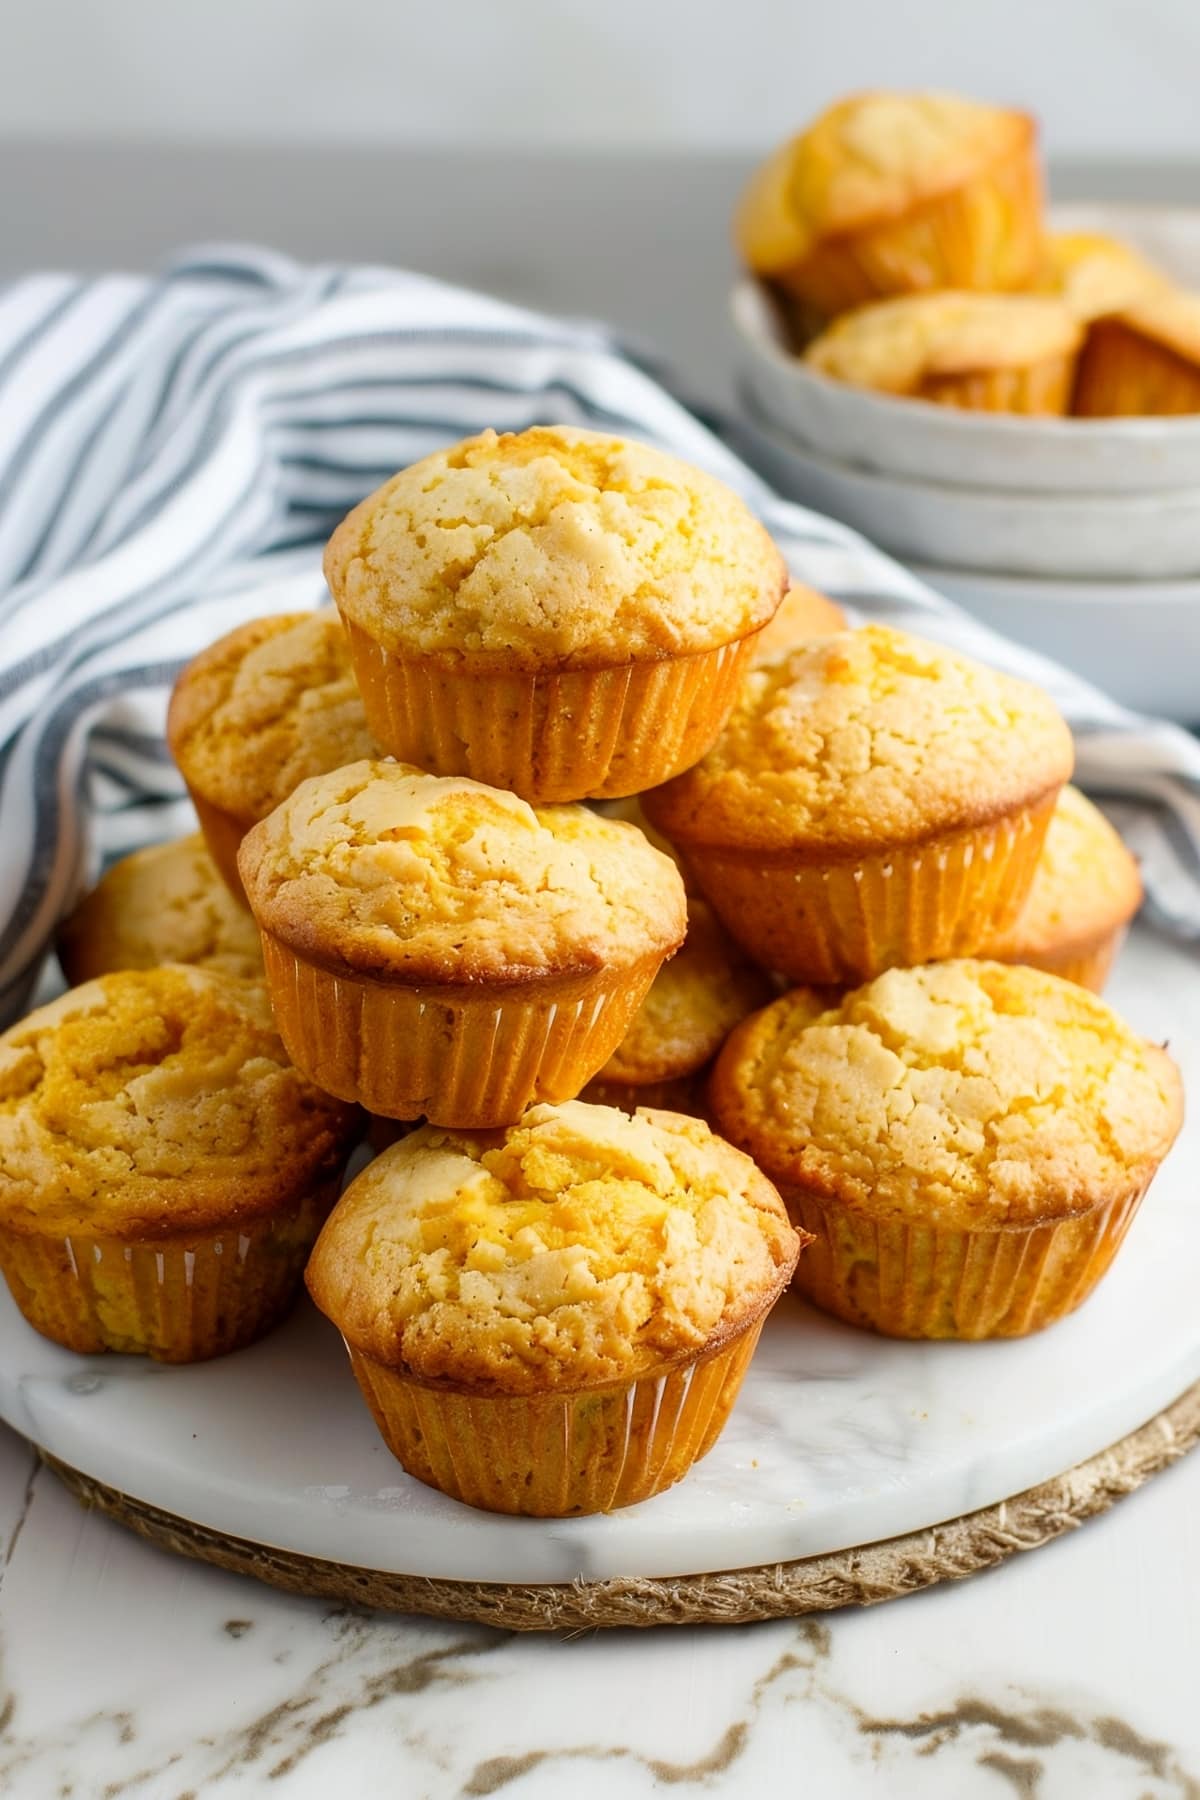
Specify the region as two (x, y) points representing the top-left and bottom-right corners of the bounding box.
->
(642, 627), (1073, 856)
(167, 610), (376, 822)
(804, 291), (1081, 394)
(0, 967), (358, 1237)
(238, 759), (687, 985)
(711, 961), (1183, 1228)
(57, 834), (265, 985)
(736, 92), (1035, 275)
(305, 1100), (801, 1392)
(323, 426), (788, 667)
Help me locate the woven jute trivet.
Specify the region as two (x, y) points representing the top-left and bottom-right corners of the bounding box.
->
(39, 1378), (1200, 1631)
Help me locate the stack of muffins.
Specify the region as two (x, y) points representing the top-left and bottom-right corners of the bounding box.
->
(0, 425), (1183, 1520)
(736, 88), (1200, 417)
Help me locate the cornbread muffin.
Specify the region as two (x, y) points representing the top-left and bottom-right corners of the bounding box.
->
(711, 962), (1183, 1338)
(735, 92), (1043, 316)
(804, 292), (1081, 414)
(238, 759), (687, 1126)
(643, 627), (1074, 984)
(982, 785), (1142, 992)
(1073, 288), (1200, 416)
(582, 897), (773, 1115)
(166, 610), (376, 898)
(58, 834), (264, 986)
(306, 1100), (802, 1514)
(324, 426), (788, 802)
(750, 583), (848, 665)
(0, 967), (359, 1360)
(1040, 231), (1164, 324)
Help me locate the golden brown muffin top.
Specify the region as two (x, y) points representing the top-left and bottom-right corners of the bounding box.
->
(711, 961), (1183, 1228)
(593, 794), (696, 892)
(323, 426), (787, 667)
(1041, 231), (1165, 323)
(1108, 286), (1200, 368)
(0, 968), (358, 1238)
(984, 785), (1142, 963)
(804, 292), (1081, 394)
(166, 611), (376, 822)
(305, 1100), (801, 1392)
(599, 898), (773, 1085)
(642, 628), (1074, 857)
(57, 834), (264, 986)
(239, 759), (687, 986)
(736, 92), (1034, 275)
(751, 583), (848, 665)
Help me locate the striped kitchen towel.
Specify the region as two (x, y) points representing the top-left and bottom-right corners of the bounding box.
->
(1, 245), (1198, 1025)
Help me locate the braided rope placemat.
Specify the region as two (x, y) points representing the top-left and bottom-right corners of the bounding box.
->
(40, 1378), (1200, 1631)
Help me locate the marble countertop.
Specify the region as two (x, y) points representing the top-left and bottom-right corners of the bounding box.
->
(4, 143), (1200, 1799)
(4, 1417), (1200, 1797)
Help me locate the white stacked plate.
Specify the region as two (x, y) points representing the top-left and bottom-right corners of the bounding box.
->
(732, 206), (1200, 725)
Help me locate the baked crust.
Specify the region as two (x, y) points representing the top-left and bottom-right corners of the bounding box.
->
(238, 759), (688, 987)
(804, 291), (1081, 393)
(642, 627), (1074, 859)
(305, 1101), (801, 1393)
(736, 92), (1035, 273)
(166, 610), (375, 822)
(57, 833), (264, 984)
(324, 426), (788, 668)
(710, 961), (1184, 1230)
(0, 967), (358, 1239)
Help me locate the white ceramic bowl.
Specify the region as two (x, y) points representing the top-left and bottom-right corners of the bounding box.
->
(734, 404), (1200, 580)
(732, 205), (1200, 495)
(910, 560), (1200, 726)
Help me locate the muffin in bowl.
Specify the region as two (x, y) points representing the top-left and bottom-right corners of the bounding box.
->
(1073, 287), (1200, 417)
(803, 291), (1082, 414)
(238, 759), (687, 1127)
(0, 967), (359, 1361)
(711, 961), (1183, 1339)
(1040, 230), (1165, 325)
(735, 91), (1043, 318)
(166, 609), (376, 900)
(324, 426), (788, 803)
(306, 1100), (803, 1515)
(643, 627), (1074, 985)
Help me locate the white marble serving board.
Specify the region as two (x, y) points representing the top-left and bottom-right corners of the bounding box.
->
(1, 925), (1197, 1586)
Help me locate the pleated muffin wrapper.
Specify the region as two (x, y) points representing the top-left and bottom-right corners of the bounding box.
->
(775, 133), (1042, 317)
(915, 352), (1075, 416)
(580, 1069), (710, 1119)
(0, 1176), (341, 1363)
(340, 616), (764, 805)
(184, 787), (253, 906)
(994, 924), (1130, 997)
(683, 789), (1059, 987)
(340, 1278), (792, 1518)
(1073, 317), (1200, 418)
(782, 1173), (1158, 1341)
(259, 929), (671, 1127)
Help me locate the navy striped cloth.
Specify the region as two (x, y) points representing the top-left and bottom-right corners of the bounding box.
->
(2, 245), (1199, 1026)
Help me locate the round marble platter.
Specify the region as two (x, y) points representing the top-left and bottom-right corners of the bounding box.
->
(1, 925), (1198, 1592)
